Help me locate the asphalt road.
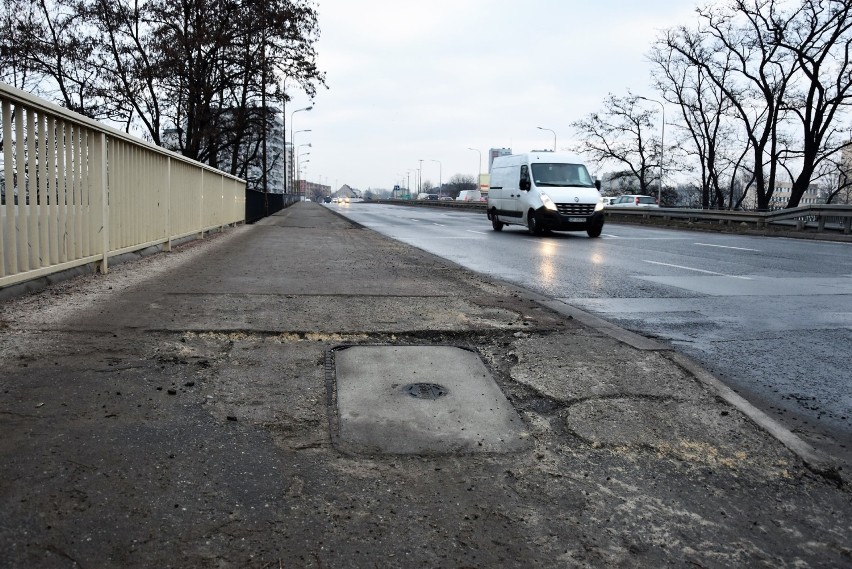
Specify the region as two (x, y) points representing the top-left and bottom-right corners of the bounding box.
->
(330, 202), (852, 467)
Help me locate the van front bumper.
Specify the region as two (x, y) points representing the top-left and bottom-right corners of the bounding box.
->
(537, 208), (604, 231)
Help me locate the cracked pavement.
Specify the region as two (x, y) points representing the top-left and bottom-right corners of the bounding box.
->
(0, 203), (850, 567)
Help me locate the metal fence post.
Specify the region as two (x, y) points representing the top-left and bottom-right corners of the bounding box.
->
(93, 132), (109, 274)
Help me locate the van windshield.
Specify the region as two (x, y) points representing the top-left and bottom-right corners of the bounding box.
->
(531, 163), (594, 187)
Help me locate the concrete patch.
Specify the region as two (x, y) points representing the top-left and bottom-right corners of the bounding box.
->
(332, 346), (530, 454)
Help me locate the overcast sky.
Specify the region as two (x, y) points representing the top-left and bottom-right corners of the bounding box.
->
(287, 0), (701, 192)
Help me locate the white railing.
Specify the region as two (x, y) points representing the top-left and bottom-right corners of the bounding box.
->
(0, 81), (246, 290)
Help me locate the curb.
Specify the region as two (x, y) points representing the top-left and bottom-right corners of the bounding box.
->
(537, 296), (842, 484)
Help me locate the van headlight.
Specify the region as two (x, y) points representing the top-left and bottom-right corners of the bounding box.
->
(540, 192), (558, 211)
(594, 199), (605, 212)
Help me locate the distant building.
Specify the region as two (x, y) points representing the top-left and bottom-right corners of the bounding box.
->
(835, 144), (852, 204)
(297, 179), (332, 201)
(247, 109), (285, 194)
(488, 148), (511, 172)
(332, 184), (361, 199)
(285, 142), (295, 195)
(769, 181), (826, 210)
(162, 107), (287, 194)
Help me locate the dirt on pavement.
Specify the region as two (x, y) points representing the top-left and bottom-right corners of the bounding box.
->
(0, 203), (850, 568)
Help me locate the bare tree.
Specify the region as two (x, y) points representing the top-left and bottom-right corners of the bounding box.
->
(571, 92), (661, 195)
(652, 28), (742, 208)
(777, 0), (852, 207)
(444, 174), (476, 198)
(663, 1), (800, 210)
(0, 0), (325, 181)
(658, 0), (852, 210)
(0, 0), (102, 116)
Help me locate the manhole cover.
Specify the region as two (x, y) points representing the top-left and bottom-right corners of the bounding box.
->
(403, 382), (448, 400)
(332, 345), (531, 454)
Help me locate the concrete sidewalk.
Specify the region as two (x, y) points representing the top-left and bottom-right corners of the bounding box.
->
(0, 202), (849, 568)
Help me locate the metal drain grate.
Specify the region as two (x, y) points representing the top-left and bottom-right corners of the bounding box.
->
(403, 383), (448, 400)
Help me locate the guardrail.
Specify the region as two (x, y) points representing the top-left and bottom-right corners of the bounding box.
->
(366, 199), (852, 237)
(604, 204), (852, 235)
(0, 81), (246, 290)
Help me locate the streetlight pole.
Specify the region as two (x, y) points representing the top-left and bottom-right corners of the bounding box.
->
(637, 95), (664, 204)
(537, 126), (556, 152)
(406, 169), (417, 198)
(298, 159), (310, 194)
(429, 159), (442, 195)
(289, 105), (312, 194)
(418, 159), (423, 195)
(467, 148), (481, 191)
(296, 143), (311, 195)
(291, 130), (310, 195)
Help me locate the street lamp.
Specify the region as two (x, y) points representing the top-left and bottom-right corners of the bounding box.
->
(418, 159), (423, 195)
(467, 148), (481, 190)
(289, 105), (313, 193)
(429, 159), (442, 195)
(407, 169), (417, 199)
(637, 95), (664, 204)
(537, 126), (556, 152)
(296, 143), (311, 192)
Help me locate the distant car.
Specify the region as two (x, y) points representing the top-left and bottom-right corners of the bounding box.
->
(324, 196), (332, 203)
(438, 196), (453, 201)
(601, 196), (617, 205)
(609, 194), (659, 208)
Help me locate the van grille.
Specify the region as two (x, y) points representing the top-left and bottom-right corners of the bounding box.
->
(556, 203), (595, 216)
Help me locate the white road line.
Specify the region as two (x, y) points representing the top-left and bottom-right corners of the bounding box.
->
(643, 260), (752, 279)
(695, 242), (760, 252)
(604, 236), (691, 240)
(433, 223), (445, 227)
(466, 230), (488, 235)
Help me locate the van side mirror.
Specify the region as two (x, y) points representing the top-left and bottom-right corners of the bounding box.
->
(595, 179), (601, 191)
(520, 178), (531, 191)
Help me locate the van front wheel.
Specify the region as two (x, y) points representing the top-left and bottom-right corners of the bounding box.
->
(527, 211), (543, 236)
(491, 214), (504, 231)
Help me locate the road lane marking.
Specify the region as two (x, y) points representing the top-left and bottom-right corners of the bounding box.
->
(603, 235), (691, 240)
(433, 223), (445, 227)
(466, 230), (488, 235)
(695, 242), (760, 252)
(642, 260), (752, 279)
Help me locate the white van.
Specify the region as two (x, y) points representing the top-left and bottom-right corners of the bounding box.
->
(487, 152), (604, 237)
(456, 190), (482, 202)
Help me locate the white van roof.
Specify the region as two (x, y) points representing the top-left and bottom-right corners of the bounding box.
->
(524, 151), (588, 163)
(491, 152), (589, 168)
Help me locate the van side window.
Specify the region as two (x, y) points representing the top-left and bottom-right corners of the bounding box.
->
(519, 165), (530, 191)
